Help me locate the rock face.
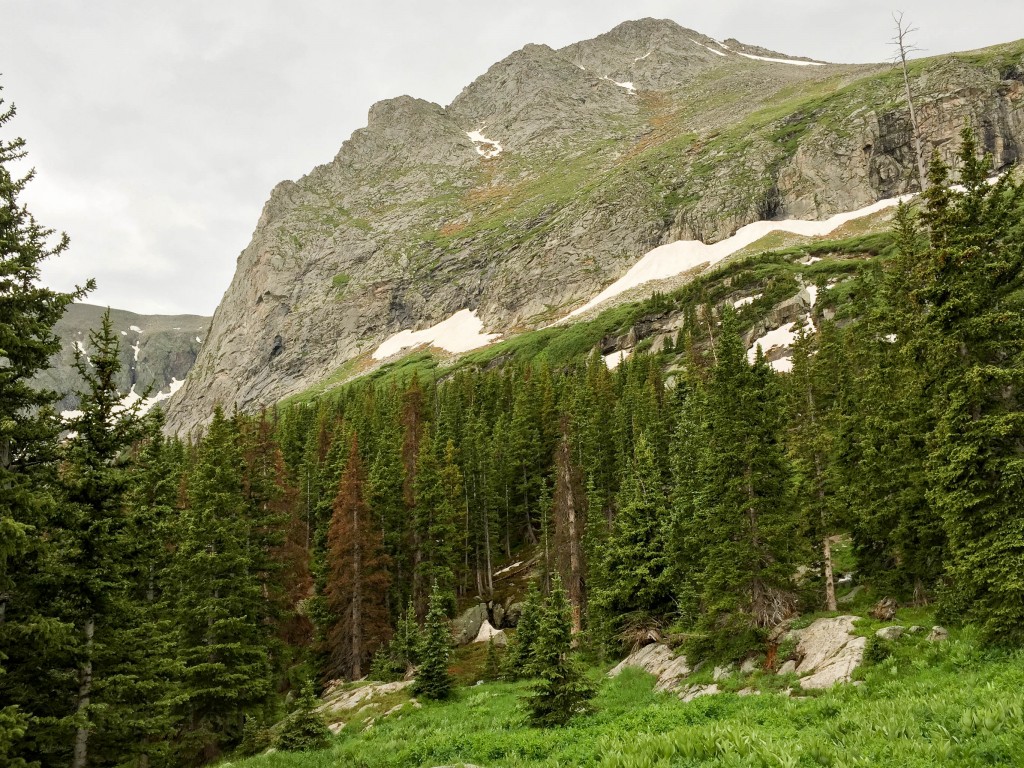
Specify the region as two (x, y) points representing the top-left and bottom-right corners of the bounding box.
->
(452, 604), (489, 646)
(164, 19), (1024, 433)
(35, 303), (208, 414)
(608, 643), (690, 692)
(794, 616), (867, 690)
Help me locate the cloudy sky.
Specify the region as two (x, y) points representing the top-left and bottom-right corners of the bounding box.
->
(3, 0), (1022, 315)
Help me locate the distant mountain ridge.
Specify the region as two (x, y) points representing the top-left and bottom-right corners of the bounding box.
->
(163, 18), (1024, 433)
(35, 303), (209, 414)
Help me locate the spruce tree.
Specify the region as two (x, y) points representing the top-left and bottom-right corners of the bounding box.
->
(502, 580), (542, 681)
(0, 85), (90, 767)
(171, 407), (275, 760)
(325, 434), (392, 680)
(689, 310), (798, 660)
(590, 432), (671, 643)
(412, 582), (454, 700)
(275, 680), (330, 753)
(57, 309), (147, 768)
(525, 577), (594, 727)
(917, 134), (1024, 644)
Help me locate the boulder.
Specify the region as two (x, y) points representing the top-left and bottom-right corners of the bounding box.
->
(608, 642), (691, 692)
(491, 602), (505, 628)
(452, 603), (488, 646)
(837, 585), (865, 605)
(740, 658), (759, 674)
(907, 625), (925, 634)
(794, 616), (866, 690)
(869, 597), (898, 621)
(317, 679), (414, 717)
(504, 602), (524, 627)
(875, 625), (904, 641)
(778, 659), (797, 675)
(473, 620), (507, 647)
(927, 626), (949, 643)
(679, 683), (719, 703)
(713, 664), (734, 681)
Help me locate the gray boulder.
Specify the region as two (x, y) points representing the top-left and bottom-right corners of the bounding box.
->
(504, 602), (525, 627)
(875, 625), (904, 641)
(927, 626), (949, 643)
(452, 603), (488, 646)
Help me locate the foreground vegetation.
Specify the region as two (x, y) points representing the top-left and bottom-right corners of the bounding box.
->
(229, 622), (1024, 768)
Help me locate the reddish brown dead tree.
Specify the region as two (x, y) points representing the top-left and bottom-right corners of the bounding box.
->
(325, 434), (392, 680)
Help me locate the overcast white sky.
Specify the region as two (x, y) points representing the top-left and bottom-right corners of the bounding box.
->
(3, 1), (1022, 315)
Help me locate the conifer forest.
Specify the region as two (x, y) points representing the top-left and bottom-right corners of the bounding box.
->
(3, 74), (1024, 767)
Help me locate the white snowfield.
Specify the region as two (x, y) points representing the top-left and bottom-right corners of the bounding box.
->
(736, 51), (825, 66)
(733, 294), (762, 308)
(116, 378), (185, 416)
(604, 349), (630, 370)
(563, 195), (913, 321)
(467, 130), (503, 159)
(747, 323), (800, 372)
(372, 309), (501, 361)
(60, 378), (186, 427)
(601, 76), (636, 93)
(691, 39), (727, 57)
(129, 325), (142, 333)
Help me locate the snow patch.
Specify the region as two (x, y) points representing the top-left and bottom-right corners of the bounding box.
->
(131, 341), (140, 362)
(129, 325), (142, 333)
(733, 294), (762, 308)
(117, 378), (185, 417)
(372, 309), (500, 361)
(805, 285), (819, 308)
(61, 409), (84, 421)
(799, 256), (823, 265)
(563, 194), (913, 321)
(195, 336), (202, 343)
(467, 130), (502, 159)
(120, 331), (127, 336)
(634, 50), (653, 62)
(883, 333), (898, 343)
(601, 76), (636, 94)
(691, 39), (727, 57)
(604, 349), (630, 370)
(748, 322), (800, 371)
(736, 52), (826, 66)
(494, 561), (524, 578)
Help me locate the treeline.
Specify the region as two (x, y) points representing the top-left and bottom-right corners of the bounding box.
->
(3, 118), (1022, 766)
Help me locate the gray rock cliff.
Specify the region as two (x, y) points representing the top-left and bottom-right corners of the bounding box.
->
(165, 19), (1024, 433)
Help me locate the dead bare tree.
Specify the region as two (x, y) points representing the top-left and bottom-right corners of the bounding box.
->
(892, 12), (928, 192)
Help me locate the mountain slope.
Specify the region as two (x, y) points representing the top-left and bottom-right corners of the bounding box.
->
(165, 18), (1024, 434)
(35, 303), (209, 414)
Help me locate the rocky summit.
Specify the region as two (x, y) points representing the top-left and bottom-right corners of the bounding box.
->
(164, 18), (1024, 434)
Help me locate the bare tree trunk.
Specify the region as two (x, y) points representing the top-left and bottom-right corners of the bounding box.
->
(71, 618), (95, 768)
(822, 534), (837, 612)
(893, 13), (928, 192)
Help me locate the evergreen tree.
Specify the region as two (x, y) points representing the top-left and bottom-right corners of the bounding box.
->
(483, 637), (501, 681)
(325, 434), (392, 680)
(171, 408), (275, 761)
(916, 135), (1024, 644)
(57, 310), (147, 768)
(524, 577), (594, 727)
(502, 580), (542, 681)
(787, 320), (848, 610)
(590, 432), (671, 644)
(274, 680), (330, 753)
(689, 310), (798, 660)
(412, 582), (453, 701)
(0, 85), (90, 767)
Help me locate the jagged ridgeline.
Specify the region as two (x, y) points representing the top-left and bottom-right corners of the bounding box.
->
(165, 18), (1024, 433)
